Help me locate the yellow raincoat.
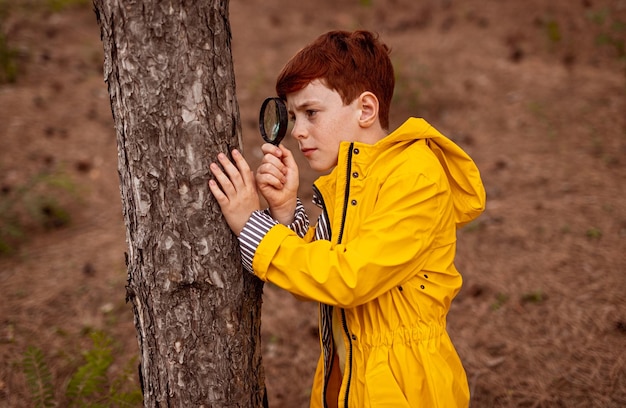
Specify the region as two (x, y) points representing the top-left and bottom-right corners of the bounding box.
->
(252, 118), (486, 407)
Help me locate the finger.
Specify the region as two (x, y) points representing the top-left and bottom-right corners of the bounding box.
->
(210, 162), (237, 197)
(217, 152), (245, 189)
(256, 171), (286, 190)
(260, 154), (288, 176)
(208, 179), (229, 206)
(259, 161), (287, 183)
(278, 144), (297, 168)
(231, 149), (255, 186)
(261, 143), (283, 158)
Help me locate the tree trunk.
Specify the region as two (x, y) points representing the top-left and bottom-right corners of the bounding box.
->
(93, 1), (266, 406)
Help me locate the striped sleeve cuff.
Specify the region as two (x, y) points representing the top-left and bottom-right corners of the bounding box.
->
(238, 210), (278, 274)
(288, 198), (309, 238)
(238, 199), (309, 274)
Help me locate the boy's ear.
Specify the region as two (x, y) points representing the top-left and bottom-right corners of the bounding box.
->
(357, 91), (379, 128)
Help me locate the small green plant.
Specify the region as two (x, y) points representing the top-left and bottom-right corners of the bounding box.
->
(392, 58), (430, 116)
(0, 170), (75, 255)
(521, 289), (546, 304)
(22, 346), (56, 408)
(462, 218), (485, 233)
(528, 101), (558, 139)
(0, 0), (19, 84)
(587, 7), (626, 62)
(22, 331), (143, 407)
(491, 292), (510, 310)
(586, 227), (602, 240)
(544, 19), (562, 44)
(587, 8), (609, 25)
(595, 28), (625, 61)
(0, 30), (18, 83)
(46, 0), (91, 12)
(66, 331), (115, 406)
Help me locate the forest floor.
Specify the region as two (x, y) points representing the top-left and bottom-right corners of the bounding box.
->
(1, 0), (625, 407)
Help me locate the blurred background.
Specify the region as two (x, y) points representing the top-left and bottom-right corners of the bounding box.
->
(0, 0), (625, 406)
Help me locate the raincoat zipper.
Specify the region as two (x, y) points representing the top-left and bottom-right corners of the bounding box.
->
(339, 143), (355, 408)
(314, 143), (355, 408)
(341, 309), (353, 408)
(336, 143), (354, 244)
(312, 184), (335, 408)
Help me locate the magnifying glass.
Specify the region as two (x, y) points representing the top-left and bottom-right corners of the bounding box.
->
(259, 97), (288, 146)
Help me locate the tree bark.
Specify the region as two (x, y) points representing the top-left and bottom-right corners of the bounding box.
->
(93, 1), (266, 406)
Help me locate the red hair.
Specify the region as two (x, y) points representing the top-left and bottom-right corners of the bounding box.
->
(276, 30), (394, 130)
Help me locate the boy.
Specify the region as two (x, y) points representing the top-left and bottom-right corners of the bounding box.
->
(209, 30), (486, 408)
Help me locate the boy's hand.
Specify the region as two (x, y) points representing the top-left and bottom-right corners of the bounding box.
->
(208, 149), (261, 236)
(256, 143), (299, 225)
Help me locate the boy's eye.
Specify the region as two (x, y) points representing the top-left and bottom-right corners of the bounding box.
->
(306, 110), (317, 118)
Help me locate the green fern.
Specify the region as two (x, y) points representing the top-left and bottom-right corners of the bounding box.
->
(22, 346), (56, 408)
(22, 330), (142, 408)
(0, 0), (19, 84)
(46, 0), (90, 12)
(108, 356), (143, 407)
(66, 331), (114, 406)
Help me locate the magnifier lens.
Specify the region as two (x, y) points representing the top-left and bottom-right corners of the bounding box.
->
(259, 97), (287, 146)
(264, 101), (280, 141)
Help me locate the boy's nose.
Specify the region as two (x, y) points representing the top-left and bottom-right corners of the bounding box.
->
(291, 121), (306, 140)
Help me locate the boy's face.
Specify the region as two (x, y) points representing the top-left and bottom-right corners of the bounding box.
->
(286, 80), (361, 172)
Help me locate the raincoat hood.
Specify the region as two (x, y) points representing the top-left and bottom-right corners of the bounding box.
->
(378, 117), (486, 227)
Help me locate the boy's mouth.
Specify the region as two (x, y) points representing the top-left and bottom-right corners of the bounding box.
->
(301, 147), (316, 157)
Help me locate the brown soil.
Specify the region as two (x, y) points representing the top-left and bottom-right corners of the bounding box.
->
(1, 1), (625, 407)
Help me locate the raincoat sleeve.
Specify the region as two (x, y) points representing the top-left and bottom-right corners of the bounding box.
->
(252, 164), (452, 308)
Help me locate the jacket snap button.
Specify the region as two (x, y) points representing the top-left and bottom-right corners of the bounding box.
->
(353, 148), (360, 154)
(352, 172), (359, 178)
(420, 285), (425, 290)
(351, 334), (357, 340)
(351, 199), (357, 206)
